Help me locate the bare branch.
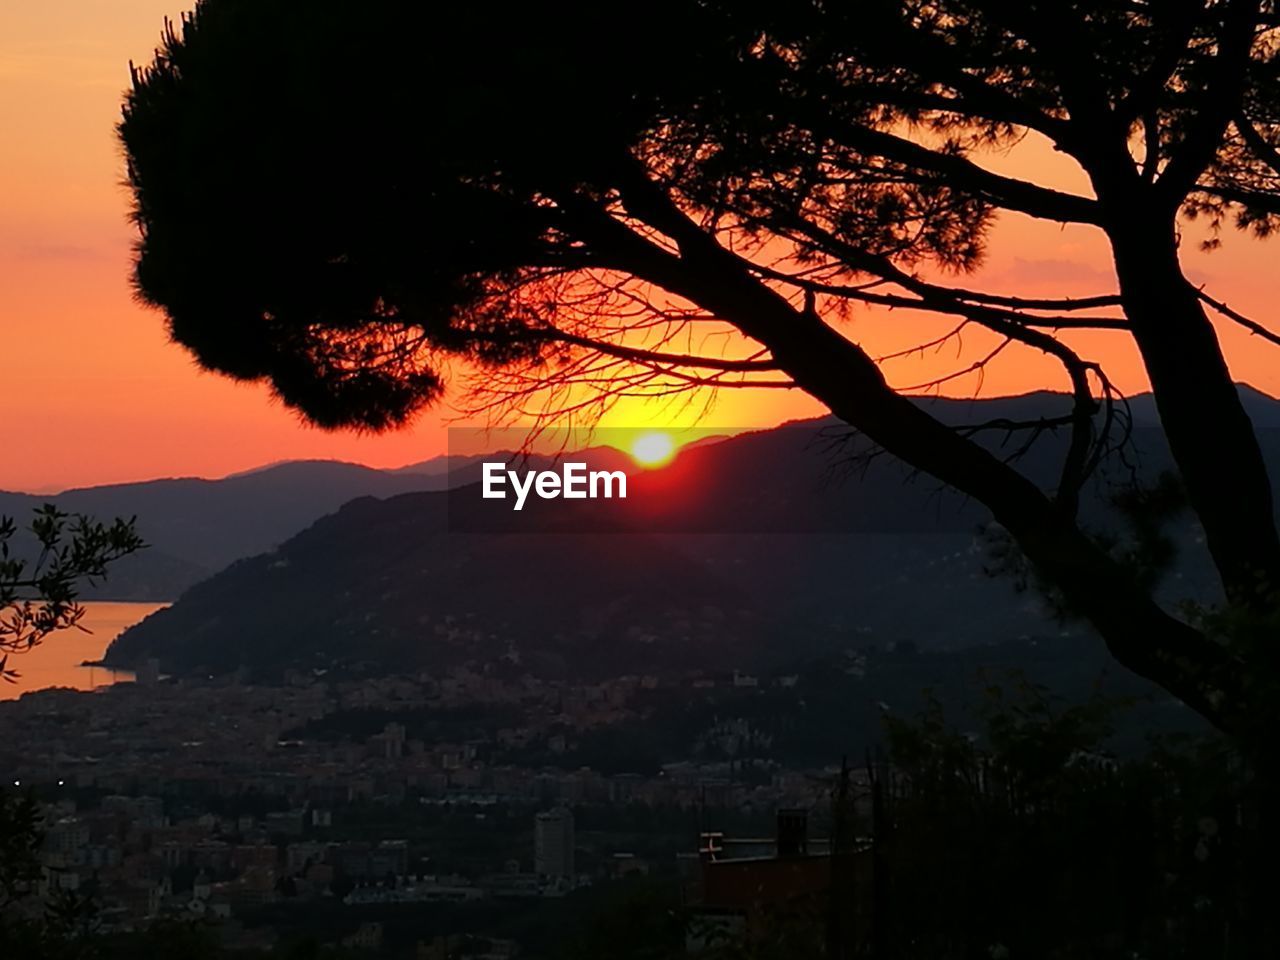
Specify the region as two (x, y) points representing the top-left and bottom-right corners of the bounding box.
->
(1196, 285), (1280, 347)
(807, 121), (1103, 225)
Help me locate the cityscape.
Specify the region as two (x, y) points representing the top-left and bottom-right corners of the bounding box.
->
(4, 660), (861, 955)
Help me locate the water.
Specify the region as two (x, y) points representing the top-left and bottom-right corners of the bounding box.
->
(0, 601), (167, 700)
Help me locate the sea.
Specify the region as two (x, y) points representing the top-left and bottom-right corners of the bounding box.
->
(0, 601), (167, 700)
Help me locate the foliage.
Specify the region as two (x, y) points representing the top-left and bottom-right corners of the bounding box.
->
(117, 0), (1280, 737)
(877, 681), (1252, 958)
(554, 877), (684, 960)
(0, 506), (144, 682)
(0, 791), (216, 960)
(0, 791), (43, 912)
(0, 508), (148, 953)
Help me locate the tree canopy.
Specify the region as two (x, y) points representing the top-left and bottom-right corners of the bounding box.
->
(120, 0), (1280, 739)
(1, 507), (143, 683)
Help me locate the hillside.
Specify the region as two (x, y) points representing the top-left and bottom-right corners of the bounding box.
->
(105, 492), (773, 678)
(0, 450), (629, 601)
(105, 387), (1280, 678)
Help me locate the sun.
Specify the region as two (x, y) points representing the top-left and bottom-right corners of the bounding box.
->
(630, 431), (677, 468)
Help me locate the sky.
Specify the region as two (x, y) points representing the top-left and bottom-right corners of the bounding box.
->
(4, 2), (1280, 493)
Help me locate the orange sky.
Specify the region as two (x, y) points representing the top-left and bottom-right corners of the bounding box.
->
(4, 2), (1279, 493)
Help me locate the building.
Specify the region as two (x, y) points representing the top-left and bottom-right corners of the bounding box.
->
(682, 809), (869, 955)
(533, 807), (575, 880)
(342, 922), (384, 951)
(334, 839), (409, 880)
(43, 816), (90, 862)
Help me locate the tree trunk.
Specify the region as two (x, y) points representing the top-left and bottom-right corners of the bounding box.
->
(611, 184), (1265, 737)
(760, 307), (1255, 736)
(1108, 215), (1280, 612)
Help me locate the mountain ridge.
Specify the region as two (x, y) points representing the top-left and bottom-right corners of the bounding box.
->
(8, 385), (1277, 603)
(104, 386), (1280, 679)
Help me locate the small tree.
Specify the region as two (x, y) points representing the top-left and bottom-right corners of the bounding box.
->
(0, 506), (144, 683)
(0, 507), (142, 956)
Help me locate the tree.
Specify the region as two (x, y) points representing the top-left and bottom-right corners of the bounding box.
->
(0, 508), (143, 957)
(119, 1), (1280, 740)
(1, 506), (144, 683)
(875, 683), (1248, 958)
(0, 786), (96, 958)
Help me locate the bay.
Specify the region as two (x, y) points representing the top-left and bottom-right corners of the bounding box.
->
(0, 601), (167, 700)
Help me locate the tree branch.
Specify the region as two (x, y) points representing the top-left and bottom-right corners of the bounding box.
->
(589, 168), (1252, 733)
(1196, 285), (1280, 347)
(814, 121), (1103, 224)
(1158, 0), (1261, 201)
(1234, 113), (1280, 176)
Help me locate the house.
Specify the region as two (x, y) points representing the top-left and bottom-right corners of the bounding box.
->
(682, 809), (869, 954)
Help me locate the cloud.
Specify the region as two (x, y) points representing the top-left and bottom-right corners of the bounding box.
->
(990, 257), (1115, 290)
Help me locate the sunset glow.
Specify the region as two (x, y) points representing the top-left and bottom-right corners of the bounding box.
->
(4, 2), (1280, 494)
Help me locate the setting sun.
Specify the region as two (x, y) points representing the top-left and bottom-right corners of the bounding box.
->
(630, 431), (677, 468)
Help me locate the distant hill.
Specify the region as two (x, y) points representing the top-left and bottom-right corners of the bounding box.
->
(105, 491), (773, 677)
(104, 386), (1280, 679)
(0, 449), (630, 601)
(0, 461), (449, 599)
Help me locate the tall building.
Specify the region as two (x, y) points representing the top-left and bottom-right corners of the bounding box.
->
(534, 807), (575, 879)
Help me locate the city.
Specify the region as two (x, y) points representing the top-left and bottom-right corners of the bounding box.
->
(2, 661), (862, 955)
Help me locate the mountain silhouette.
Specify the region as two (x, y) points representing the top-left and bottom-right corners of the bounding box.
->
(0, 450), (629, 600)
(103, 387), (1280, 678)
